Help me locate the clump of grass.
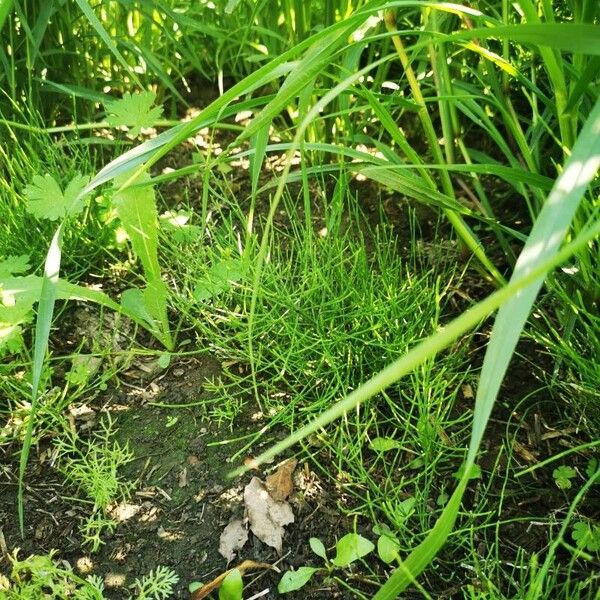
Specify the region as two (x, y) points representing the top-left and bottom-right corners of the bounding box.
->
(168, 180), (468, 422)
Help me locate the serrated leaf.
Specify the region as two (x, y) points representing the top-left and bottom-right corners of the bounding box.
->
(0, 255), (30, 278)
(0, 322), (25, 356)
(572, 521), (600, 552)
(112, 172), (160, 280)
(218, 568), (243, 600)
(586, 458), (599, 480)
(25, 173), (90, 221)
(309, 537), (327, 560)
(193, 258), (247, 302)
(369, 437), (402, 453)
(332, 533), (374, 567)
(278, 567), (318, 593)
(106, 91), (163, 137)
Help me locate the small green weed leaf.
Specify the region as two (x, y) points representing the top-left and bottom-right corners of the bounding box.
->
(189, 581), (203, 593)
(406, 456), (425, 470)
(397, 497), (416, 519)
(572, 521), (600, 552)
(370, 437), (402, 453)
(158, 353), (171, 369)
(373, 525), (401, 564)
(219, 568), (243, 600)
(436, 491), (449, 506)
(25, 173), (90, 221)
(277, 566), (318, 593)
(453, 463), (481, 481)
(377, 534), (401, 565)
(332, 533), (374, 567)
(106, 91), (163, 137)
(586, 459), (599, 480)
(553, 465), (577, 490)
(0, 255), (30, 278)
(159, 211), (201, 244)
(193, 258), (247, 302)
(309, 537), (327, 560)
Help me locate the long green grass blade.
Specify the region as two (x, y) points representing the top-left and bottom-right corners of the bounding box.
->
(17, 226), (62, 535)
(374, 97), (600, 598)
(454, 24), (600, 55)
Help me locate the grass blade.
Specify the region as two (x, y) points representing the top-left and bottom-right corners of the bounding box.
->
(374, 96), (600, 598)
(17, 226), (62, 534)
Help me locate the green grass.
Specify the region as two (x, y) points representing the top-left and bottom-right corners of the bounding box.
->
(1, 0), (599, 598)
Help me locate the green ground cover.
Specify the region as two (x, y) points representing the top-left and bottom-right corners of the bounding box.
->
(0, 1), (599, 598)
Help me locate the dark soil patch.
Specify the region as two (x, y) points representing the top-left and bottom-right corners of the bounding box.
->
(0, 355), (376, 599)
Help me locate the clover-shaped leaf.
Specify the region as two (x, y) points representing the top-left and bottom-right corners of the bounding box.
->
(106, 91), (163, 137)
(25, 173), (90, 221)
(553, 465), (577, 490)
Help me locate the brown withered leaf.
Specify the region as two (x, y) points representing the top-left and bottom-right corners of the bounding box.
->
(190, 560), (274, 599)
(244, 477), (294, 554)
(265, 458), (297, 502)
(218, 518), (248, 562)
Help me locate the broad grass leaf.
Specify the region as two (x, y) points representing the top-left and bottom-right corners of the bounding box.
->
(332, 533), (374, 567)
(25, 173), (90, 221)
(373, 98), (600, 600)
(454, 24), (600, 56)
(278, 567), (318, 594)
(18, 227), (62, 532)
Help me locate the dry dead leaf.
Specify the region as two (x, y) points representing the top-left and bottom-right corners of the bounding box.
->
(190, 560), (274, 600)
(178, 467), (189, 488)
(462, 384), (474, 399)
(244, 477), (294, 554)
(219, 518), (249, 562)
(512, 440), (539, 464)
(265, 458), (297, 502)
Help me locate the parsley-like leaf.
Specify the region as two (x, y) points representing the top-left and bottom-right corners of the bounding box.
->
(105, 91), (163, 137)
(0, 255), (30, 279)
(25, 173), (90, 221)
